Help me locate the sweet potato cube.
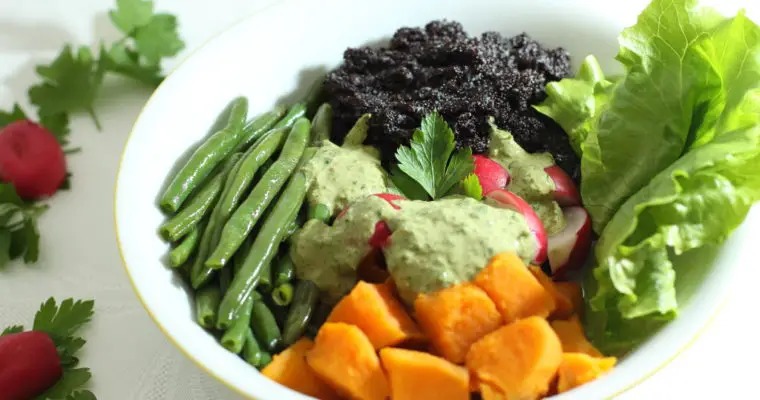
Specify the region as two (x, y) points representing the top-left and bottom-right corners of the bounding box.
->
(555, 281), (584, 317)
(528, 266), (574, 319)
(306, 323), (389, 400)
(261, 338), (339, 400)
(380, 347), (470, 400)
(327, 281), (423, 349)
(414, 283), (503, 364)
(474, 253), (555, 323)
(556, 353), (617, 393)
(466, 317), (562, 400)
(551, 316), (602, 357)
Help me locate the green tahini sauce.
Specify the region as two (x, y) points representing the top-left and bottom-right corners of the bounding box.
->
(300, 140), (388, 215)
(292, 196), (535, 305)
(291, 195), (396, 304)
(487, 122), (566, 234)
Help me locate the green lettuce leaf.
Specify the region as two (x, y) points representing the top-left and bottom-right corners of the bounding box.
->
(534, 55), (614, 155)
(582, 0), (727, 232)
(536, 0), (760, 353)
(587, 125), (760, 353)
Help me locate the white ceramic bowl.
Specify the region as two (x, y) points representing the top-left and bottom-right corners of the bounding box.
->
(115, 0), (759, 398)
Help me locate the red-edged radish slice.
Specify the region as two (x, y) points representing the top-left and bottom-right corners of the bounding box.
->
(486, 189), (548, 264)
(472, 155), (510, 194)
(337, 193), (405, 219)
(544, 165), (580, 207)
(547, 207), (592, 279)
(336, 193), (406, 249)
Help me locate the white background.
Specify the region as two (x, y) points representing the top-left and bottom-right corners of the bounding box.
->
(0, 1), (756, 398)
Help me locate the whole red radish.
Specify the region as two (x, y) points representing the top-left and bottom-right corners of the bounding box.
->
(0, 120), (67, 201)
(547, 206), (592, 279)
(486, 189), (548, 264)
(0, 331), (63, 400)
(544, 165), (580, 207)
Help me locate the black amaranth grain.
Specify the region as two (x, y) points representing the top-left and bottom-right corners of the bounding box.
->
(324, 20), (579, 179)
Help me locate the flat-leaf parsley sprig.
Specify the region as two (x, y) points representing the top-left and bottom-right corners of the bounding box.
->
(0, 297), (96, 399)
(390, 112), (480, 200)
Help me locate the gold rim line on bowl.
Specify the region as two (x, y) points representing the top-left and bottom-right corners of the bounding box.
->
(112, 1), (729, 398)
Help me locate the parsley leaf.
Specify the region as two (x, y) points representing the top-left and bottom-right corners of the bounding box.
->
(134, 14), (184, 64)
(0, 184), (46, 268)
(65, 391), (97, 400)
(109, 0), (153, 33)
(56, 336), (87, 366)
(389, 165), (429, 201)
(462, 174), (483, 200)
(0, 104), (28, 127)
(107, 0), (184, 72)
(1, 325), (23, 336)
(392, 112), (475, 200)
(33, 298), (95, 339)
(29, 45), (108, 130)
(39, 112), (72, 147)
(37, 368), (92, 400)
(105, 43), (163, 86)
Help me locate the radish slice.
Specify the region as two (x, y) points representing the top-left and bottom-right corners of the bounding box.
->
(548, 207), (592, 279)
(472, 154), (510, 194)
(486, 189), (548, 264)
(337, 193), (405, 219)
(544, 165), (580, 207)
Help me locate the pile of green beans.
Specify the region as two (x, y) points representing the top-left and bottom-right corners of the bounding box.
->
(157, 89), (327, 370)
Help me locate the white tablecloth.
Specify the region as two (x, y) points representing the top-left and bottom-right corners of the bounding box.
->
(0, 1), (756, 398)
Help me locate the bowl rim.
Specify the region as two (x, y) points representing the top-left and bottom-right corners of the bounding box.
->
(112, 0), (730, 398)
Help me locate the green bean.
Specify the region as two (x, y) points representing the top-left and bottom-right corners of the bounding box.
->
(234, 106), (287, 153)
(220, 149), (313, 324)
(160, 97), (249, 213)
(169, 223), (202, 267)
(257, 260), (273, 293)
(178, 259), (193, 284)
(220, 296), (254, 354)
(267, 300), (289, 329)
(159, 166), (225, 242)
(302, 76), (325, 118)
(305, 301), (331, 339)
(207, 127), (290, 268)
(233, 235), (253, 275)
(273, 254), (295, 286)
(205, 118), (311, 269)
(310, 103), (332, 145)
(250, 300), (282, 352)
(216, 149), (315, 328)
(307, 203), (331, 223)
(195, 284), (221, 329)
(271, 283), (294, 306)
(283, 219), (299, 242)
(242, 327), (268, 368)
(257, 351), (273, 369)
(342, 113), (371, 146)
(256, 158), (275, 181)
(189, 153), (244, 289)
(219, 264), (232, 294)
(273, 104), (306, 130)
(282, 280), (320, 346)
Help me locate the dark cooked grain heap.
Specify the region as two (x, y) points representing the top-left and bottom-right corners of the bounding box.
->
(324, 20), (579, 179)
